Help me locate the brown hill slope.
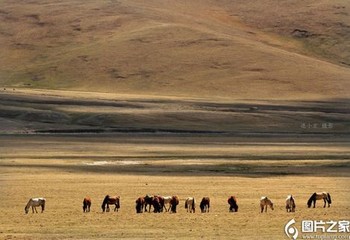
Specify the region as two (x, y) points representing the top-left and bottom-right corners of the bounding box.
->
(0, 0), (349, 100)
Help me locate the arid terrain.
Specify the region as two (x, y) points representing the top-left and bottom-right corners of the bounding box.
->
(0, 0), (349, 239)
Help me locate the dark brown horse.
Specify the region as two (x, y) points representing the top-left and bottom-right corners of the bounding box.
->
(152, 196), (163, 213)
(135, 197), (145, 213)
(101, 195), (120, 212)
(144, 195), (153, 212)
(200, 197), (210, 213)
(83, 197), (91, 213)
(228, 196), (238, 212)
(169, 196), (179, 213)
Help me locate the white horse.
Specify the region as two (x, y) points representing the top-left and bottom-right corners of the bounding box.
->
(286, 195), (296, 212)
(185, 197), (196, 213)
(25, 198), (46, 214)
(260, 196), (274, 213)
(162, 196), (172, 212)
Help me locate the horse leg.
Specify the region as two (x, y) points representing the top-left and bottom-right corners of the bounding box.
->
(313, 200), (316, 208)
(323, 199), (326, 208)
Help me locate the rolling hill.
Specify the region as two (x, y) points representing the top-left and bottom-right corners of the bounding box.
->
(1, 0), (349, 100)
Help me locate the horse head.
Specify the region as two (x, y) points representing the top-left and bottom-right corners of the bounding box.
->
(101, 195), (110, 212)
(307, 193), (316, 208)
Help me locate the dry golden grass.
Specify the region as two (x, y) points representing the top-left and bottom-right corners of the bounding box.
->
(0, 135), (349, 239)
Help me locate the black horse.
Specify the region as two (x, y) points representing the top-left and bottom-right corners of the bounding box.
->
(228, 196), (238, 212)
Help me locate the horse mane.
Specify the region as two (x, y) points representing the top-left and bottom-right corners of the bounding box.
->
(25, 199), (32, 211)
(327, 193), (332, 204)
(103, 195), (109, 202)
(307, 192), (316, 207)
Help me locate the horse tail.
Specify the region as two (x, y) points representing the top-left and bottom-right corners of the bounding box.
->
(185, 199), (188, 209)
(41, 199), (46, 212)
(192, 198), (196, 211)
(327, 193), (332, 204)
(117, 196), (120, 209)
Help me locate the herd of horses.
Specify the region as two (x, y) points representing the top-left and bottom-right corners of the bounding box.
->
(25, 192), (332, 214)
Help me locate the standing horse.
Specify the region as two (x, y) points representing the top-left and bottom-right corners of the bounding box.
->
(162, 196), (172, 212)
(200, 197), (210, 213)
(307, 192), (331, 208)
(260, 196), (274, 213)
(25, 198), (46, 214)
(169, 196), (179, 213)
(101, 195), (120, 212)
(135, 197), (145, 213)
(228, 196), (238, 212)
(152, 196), (162, 213)
(185, 197), (196, 213)
(83, 197), (91, 213)
(144, 195), (154, 212)
(155, 195), (165, 212)
(286, 195), (296, 212)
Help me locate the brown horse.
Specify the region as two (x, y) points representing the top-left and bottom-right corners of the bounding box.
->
(144, 195), (154, 212)
(135, 197), (145, 213)
(200, 197), (210, 213)
(228, 196), (238, 212)
(286, 195), (296, 212)
(260, 196), (274, 213)
(83, 197), (91, 213)
(152, 196), (163, 213)
(169, 196), (179, 213)
(101, 195), (120, 212)
(307, 192), (331, 208)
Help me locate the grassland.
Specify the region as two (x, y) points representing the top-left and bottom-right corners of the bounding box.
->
(0, 0), (349, 239)
(0, 134), (349, 239)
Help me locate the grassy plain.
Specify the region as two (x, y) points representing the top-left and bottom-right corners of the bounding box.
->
(1, 0), (349, 239)
(0, 134), (349, 239)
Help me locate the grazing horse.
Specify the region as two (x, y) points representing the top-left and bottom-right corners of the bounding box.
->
(135, 197), (145, 213)
(152, 196), (163, 213)
(101, 195), (120, 212)
(155, 195), (165, 212)
(307, 192), (332, 208)
(144, 195), (154, 212)
(200, 197), (210, 213)
(286, 195), (296, 212)
(83, 197), (91, 213)
(162, 196), (172, 212)
(260, 196), (274, 213)
(185, 197), (196, 213)
(25, 198), (46, 214)
(169, 196), (179, 213)
(228, 196), (238, 212)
